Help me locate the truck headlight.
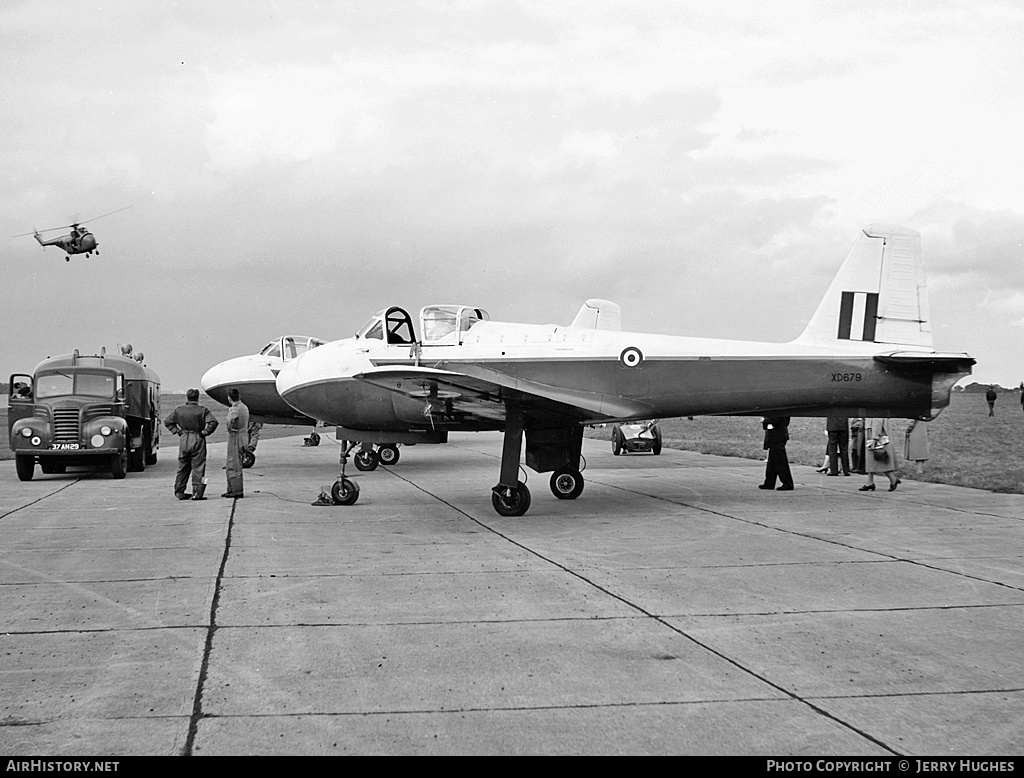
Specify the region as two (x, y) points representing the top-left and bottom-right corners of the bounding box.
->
(31, 436), (41, 446)
(91, 435), (105, 448)
(21, 427), (33, 438)
(100, 425), (112, 436)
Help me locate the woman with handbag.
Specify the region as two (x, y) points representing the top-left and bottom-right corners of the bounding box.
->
(860, 417), (901, 492)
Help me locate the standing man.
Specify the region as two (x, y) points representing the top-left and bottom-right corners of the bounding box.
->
(164, 388), (219, 501)
(986, 385), (997, 416)
(223, 387), (250, 498)
(826, 416), (851, 476)
(759, 416), (794, 491)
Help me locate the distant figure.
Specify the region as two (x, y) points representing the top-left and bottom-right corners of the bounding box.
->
(164, 388), (219, 501)
(826, 416), (851, 476)
(860, 417), (900, 492)
(224, 388), (249, 498)
(904, 419), (930, 475)
(1019, 382), (1023, 414)
(850, 418), (866, 474)
(759, 416), (794, 491)
(986, 386), (997, 416)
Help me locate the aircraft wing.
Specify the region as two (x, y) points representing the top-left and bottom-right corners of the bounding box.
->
(355, 363), (650, 426)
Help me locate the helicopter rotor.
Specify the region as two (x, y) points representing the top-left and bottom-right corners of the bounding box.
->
(13, 205), (132, 237)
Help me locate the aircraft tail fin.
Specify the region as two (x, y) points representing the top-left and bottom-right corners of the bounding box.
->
(793, 224), (933, 349)
(570, 299), (622, 331)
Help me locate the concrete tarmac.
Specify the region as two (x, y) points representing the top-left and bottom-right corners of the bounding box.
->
(1, 432), (1022, 756)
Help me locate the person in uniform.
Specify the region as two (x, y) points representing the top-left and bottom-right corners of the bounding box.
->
(759, 416), (794, 491)
(223, 387), (250, 498)
(164, 388), (219, 500)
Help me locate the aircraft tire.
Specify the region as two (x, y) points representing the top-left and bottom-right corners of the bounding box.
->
(491, 481), (531, 517)
(550, 467), (584, 500)
(612, 429), (622, 456)
(241, 449), (256, 469)
(377, 445), (400, 466)
(354, 450), (379, 471)
(15, 455), (34, 482)
(331, 477), (360, 506)
(652, 427), (662, 456)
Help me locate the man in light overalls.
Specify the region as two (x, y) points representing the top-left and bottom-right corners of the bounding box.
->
(223, 388), (250, 498)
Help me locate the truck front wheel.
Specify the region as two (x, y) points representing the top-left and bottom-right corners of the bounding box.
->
(111, 449), (128, 479)
(16, 455), (34, 482)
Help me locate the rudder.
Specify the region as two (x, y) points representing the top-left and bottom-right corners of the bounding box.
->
(794, 224), (932, 349)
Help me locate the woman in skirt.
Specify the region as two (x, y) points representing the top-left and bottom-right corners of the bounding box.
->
(860, 417), (901, 491)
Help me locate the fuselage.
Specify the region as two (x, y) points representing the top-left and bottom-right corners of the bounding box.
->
(276, 316), (972, 432)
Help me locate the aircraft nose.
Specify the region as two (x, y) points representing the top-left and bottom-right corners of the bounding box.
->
(200, 363), (229, 405)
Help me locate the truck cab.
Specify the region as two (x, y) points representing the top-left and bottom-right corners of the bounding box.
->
(8, 348), (161, 481)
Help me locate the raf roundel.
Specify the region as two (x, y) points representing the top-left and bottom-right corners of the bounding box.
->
(619, 347), (644, 368)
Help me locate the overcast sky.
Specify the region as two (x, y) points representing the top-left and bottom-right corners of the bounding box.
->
(2, 0), (1022, 391)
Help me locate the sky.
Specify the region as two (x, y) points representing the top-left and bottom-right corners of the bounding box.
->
(2, 0), (1023, 392)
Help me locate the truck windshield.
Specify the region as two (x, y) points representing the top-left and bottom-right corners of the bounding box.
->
(35, 371), (115, 399)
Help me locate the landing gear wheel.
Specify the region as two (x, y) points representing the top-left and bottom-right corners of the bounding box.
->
(550, 467), (584, 500)
(377, 445), (400, 466)
(241, 449), (256, 469)
(16, 455), (34, 482)
(331, 477), (360, 506)
(491, 481), (532, 517)
(354, 450), (379, 471)
(612, 430), (622, 456)
(652, 428), (662, 455)
(111, 448), (128, 479)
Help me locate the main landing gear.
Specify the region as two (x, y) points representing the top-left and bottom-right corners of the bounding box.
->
(490, 412), (585, 517)
(353, 443), (401, 471)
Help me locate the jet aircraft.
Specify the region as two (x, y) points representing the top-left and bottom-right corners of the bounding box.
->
(277, 226), (973, 517)
(201, 336), (339, 466)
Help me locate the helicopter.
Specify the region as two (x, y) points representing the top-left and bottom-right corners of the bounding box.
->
(15, 206), (131, 261)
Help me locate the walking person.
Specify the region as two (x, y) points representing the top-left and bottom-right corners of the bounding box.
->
(904, 419), (930, 475)
(759, 416), (794, 491)
(223, 388), (250, 498)
(860, 417), (900, 491)
(164, 388), (219, 501)
(986, 385), (997, 416)
(826, 415), (851, 476)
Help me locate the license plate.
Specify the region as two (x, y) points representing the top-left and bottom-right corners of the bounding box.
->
(50, 442), (80, 450)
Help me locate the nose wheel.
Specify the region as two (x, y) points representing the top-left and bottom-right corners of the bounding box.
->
(330, 440), (361, 505)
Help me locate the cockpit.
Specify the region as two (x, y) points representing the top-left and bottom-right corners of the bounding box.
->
(420, 305), (489, 345)
(258, 336), (326, 362)
(355, 305), (490, 346)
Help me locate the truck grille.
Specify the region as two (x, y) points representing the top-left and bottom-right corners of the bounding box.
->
(52, 409), (80, 442)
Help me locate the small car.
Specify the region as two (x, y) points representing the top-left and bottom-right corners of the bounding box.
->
(611, 421), (662, 455)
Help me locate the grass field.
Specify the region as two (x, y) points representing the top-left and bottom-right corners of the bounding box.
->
(587, 391), (1024, 494)
(4, 392), (1024, 493)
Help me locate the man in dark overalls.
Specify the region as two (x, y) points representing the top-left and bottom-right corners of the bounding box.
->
(164, 388), (219, 500)
(759, 416), (794, 491)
